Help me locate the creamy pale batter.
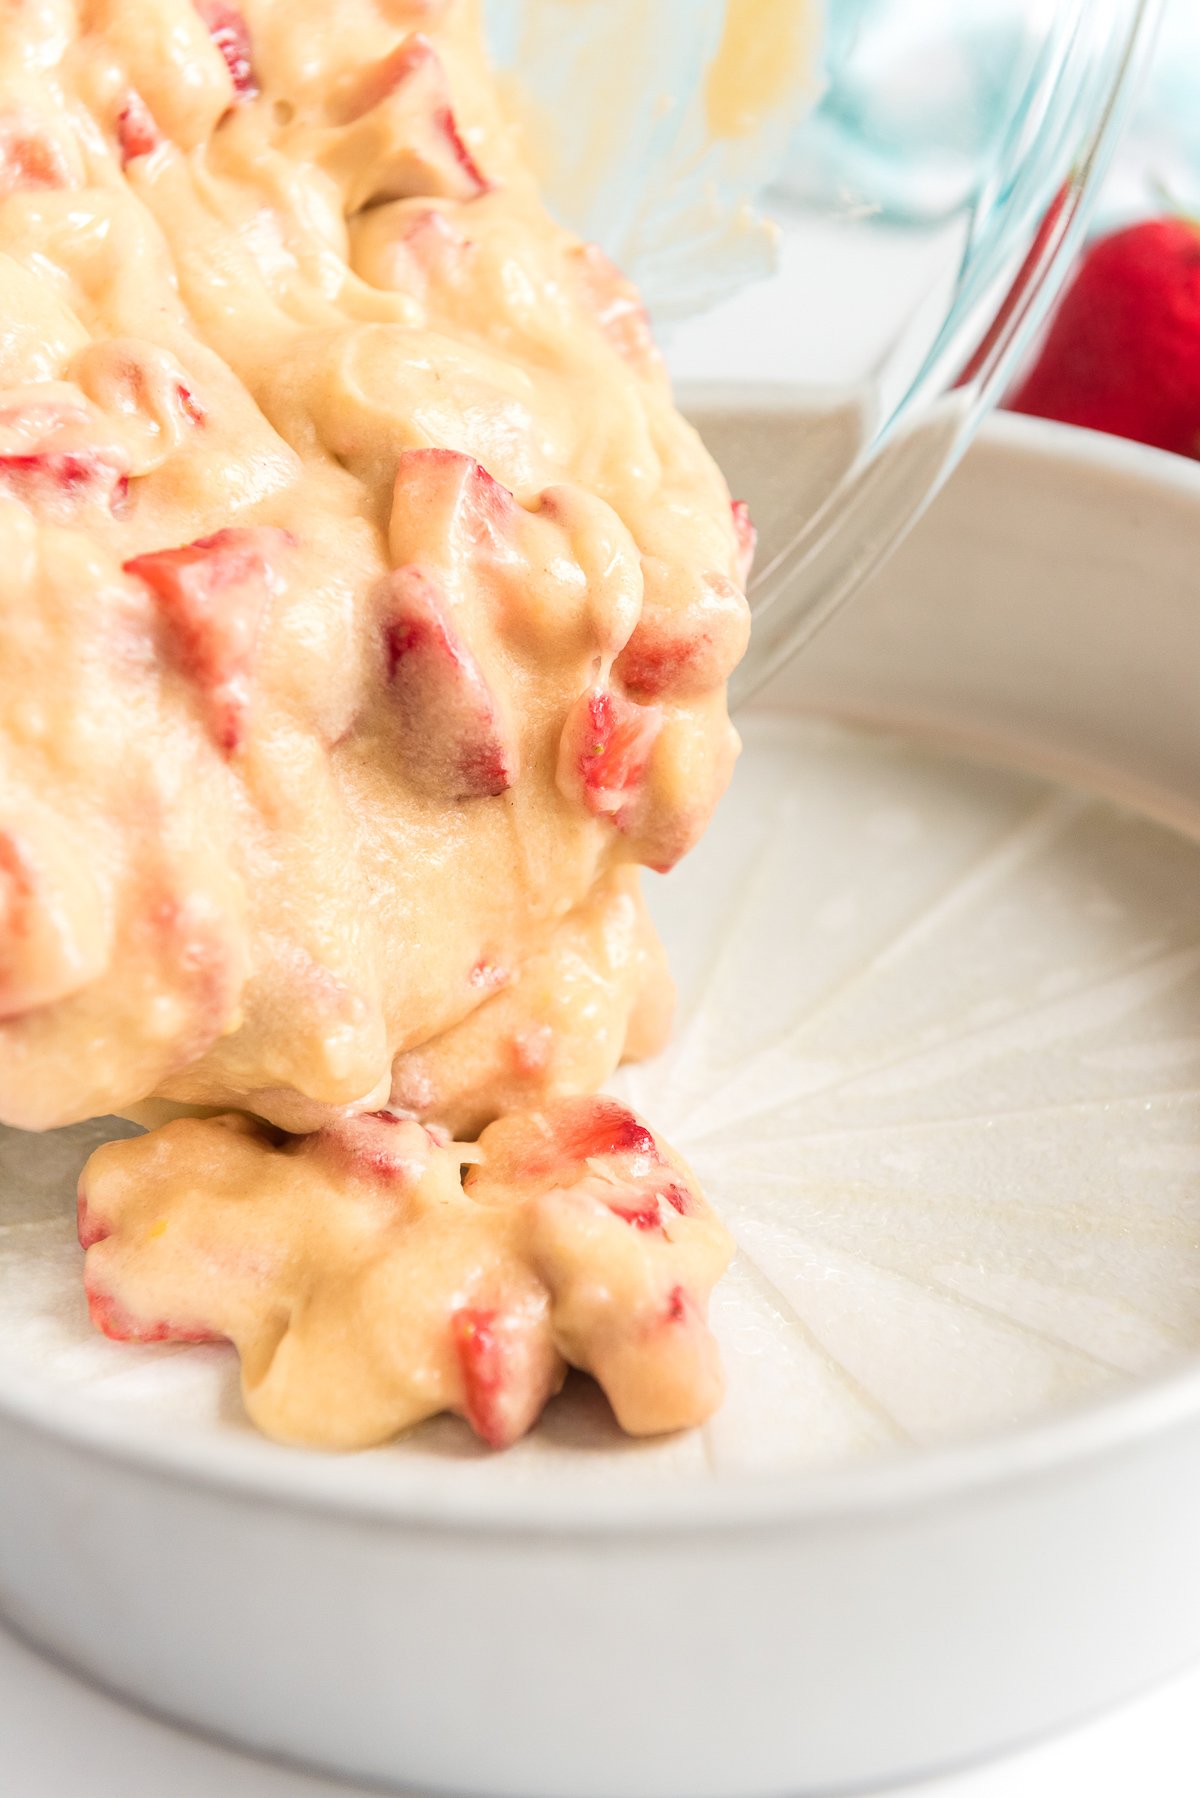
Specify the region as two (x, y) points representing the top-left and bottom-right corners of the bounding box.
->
(0, 0), (750, 1448)
(81, 1097), (731, 1447)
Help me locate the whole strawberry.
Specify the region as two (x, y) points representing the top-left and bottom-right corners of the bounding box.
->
(1007, 218), (1200, 458)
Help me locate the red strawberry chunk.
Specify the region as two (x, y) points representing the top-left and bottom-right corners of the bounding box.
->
(560, 1097), (659, 1165)
(0, 449), (129, 515)
(473, 1096), (664, 1193)
(350, 203), (473, 295)
(665, 1284), (690, 1325)
(658, 1181), (693, 1217)
(85, 1275), (223, 1346)
(0, 119), (69, 197)
(574, 244), (657, 366)
(345, 35), (439, 121)
(332, 34), (489, 207)
(469, 957), (510, 992)
(465, 1096), (713, 1337)
(606, 1193), (664, 1232)
(176, 383), (206, 426)
(615, 628), (700, 698)
(75, 341), (206, 432)
(116, 93), (161, 164)
(309, 1111), (434, 1187)
(76, 1186), (110, 1250)
(451, 1306), (550, 1449)
(616, 572), (749, 699)
(731, 499), (756, 587)
(124, 526), (289, 754)
(452, 1307), (506, 1446)
(391, 448), (516, 563)
(558, 686), (661, 826)
(382, 565), (518, 799)
(195, 0), (258, 102)
(428, 101), (487, 199)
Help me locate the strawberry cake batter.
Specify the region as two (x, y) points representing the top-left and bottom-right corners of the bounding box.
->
(0, 0), (751, 1449)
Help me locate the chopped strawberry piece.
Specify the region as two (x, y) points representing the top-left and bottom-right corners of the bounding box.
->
(176, 383), (206, 426)
(616, 572), (750, 698)
(75, 341), (206, 433)
(431, 103), (484, 193)
(658, 1181), (693, 1217)
(577, 690), (658, 809)
(390, 448), (516, 563)
(0, 119), (69, 197)
(76, 1186), (110, 1250)
(195, 0), (258, 101)
(124, 526), (289, 754)
(0, 449), (129, 516)
(730, 499), (756, 587)
(382, 565), (518, 799)
(329, 34), (489, 208)
(116, 93), (161, 164)
(85, 1275), (222, 1346)
(557, 686), (661, 827)
(574, 244), (658, 366)
(665, 1284), (689, 1325)
(614, 629), (700, 698)
(309, 1111), (433, 1187)
(495, 1111), (727, 1438)
(351, 204), (473, 297)
(452, 1307), (505, 1446)
(469, 957), (509, 992)
(344, 34), (429, 119)
(451, 1306), (549, 1449)
(471, 1096), (663, 1193)
(606, 1193), (664, 1232)
(561, 1097), (659, 1164)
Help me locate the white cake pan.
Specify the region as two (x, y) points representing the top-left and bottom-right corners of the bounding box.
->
(3, 413), (1200, 1797)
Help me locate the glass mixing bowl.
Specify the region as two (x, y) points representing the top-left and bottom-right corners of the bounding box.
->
(487, 0), (1162, 699)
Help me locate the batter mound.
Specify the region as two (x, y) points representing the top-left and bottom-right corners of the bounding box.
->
(0, 0), (750, 1448)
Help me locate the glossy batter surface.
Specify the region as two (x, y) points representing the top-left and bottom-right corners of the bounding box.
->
(1, 0), (748, 1446)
